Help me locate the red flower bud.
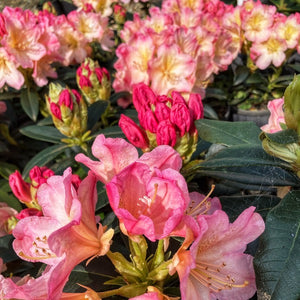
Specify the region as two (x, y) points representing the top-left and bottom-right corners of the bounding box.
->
(155, 102), (171, 121)
(71, 174), (82, 190)
(171, 91), (186, 105)
(50, 102), (61, 120)
(188, 93), (204, 120)
(29, 166), (55, 188)
(119, 114), (149, 150)
(156, 120), (177, 147)
(0, 14), (7, 37)
(133, 83), (157, 112)
(59, 89), (74, 110)
(170, 103), (191, 136)
(9, 171), (32, 203)
(143, 110), (159, 133)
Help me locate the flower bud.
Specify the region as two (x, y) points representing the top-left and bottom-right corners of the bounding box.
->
(188, 93), (204, 120)
(284, 74), (300, 134)
(76, 58), (111, 104)
(119, 114), (150, 150)
(133, 83), (157, 112)
(170, 102), (191, 137)
(114, 4), (126, 25)
(16, 208), (43, 220)
(156, 120), (177, 147)
(42, 2), (57, 14)
(9, 171), (32, 204)
(47, 83), (88, 138)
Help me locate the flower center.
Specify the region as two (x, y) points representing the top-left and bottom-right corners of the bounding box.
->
(19, 235), (57, 261)
(191, 261), (249, 293)
(137, 183), (158, 215)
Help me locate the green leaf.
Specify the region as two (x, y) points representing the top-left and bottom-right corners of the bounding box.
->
(109, 91), (131, 104)
(254, 191), (300, 300)
(91, 126), (125, 139)
(195, 119), (261, 146)
(22, 144), (69, 178)
(200, 144), (291, 169)
(233, 65), (249, 86)
(87, 101), (109, 130)
(203, 104), (219, 120)
(37, 116), (53, 126)
(0, 162), (19, 180)
(20, 125), (65, 143)
(0, 189), (22, 211)
(0, 235), (19, 263)
(20, 90), (40, 122)
(264, 129), (299, 144)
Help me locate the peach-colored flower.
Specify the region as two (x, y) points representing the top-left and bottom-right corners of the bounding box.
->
(149, 44), (196, 95)
(171, 207), (265, 300)
(261, 98), (285, 133)
(0, 48), (24, 90)
(250, 33), (287, 69)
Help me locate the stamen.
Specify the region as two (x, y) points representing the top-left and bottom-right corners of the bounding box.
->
(19, 251), (57, 261)
(188, 185), (215, 216)
(137, 183), (159, 214)
(191, 261), (249, 293)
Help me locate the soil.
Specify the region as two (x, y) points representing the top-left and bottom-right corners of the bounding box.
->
(0, 0), (41, 11)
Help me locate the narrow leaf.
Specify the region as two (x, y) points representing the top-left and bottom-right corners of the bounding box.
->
(22, 144), (69, 178)
(20, 90), (39, 122)
(87, 101), (109, 130)
(20, 125), (65, 143)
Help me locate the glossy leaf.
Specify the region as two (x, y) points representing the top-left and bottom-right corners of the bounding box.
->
(0, 162), (19, 180)
(91, 126), (125, 139)
(20, 90), (39, 122)
(87, 101), (109, 130)
(254, 191), (300, 300)
(0, 189), (22, 211)
(22, 144), (69, 178)
(196, 119), (261, 146)
(20, 125), (65, 143)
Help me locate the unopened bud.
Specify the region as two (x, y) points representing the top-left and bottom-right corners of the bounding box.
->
(9, 171), (32, 204)
(114, 4), (126, 25)
(119, 114), (149, 150)
(47, 83), (88, 138)
(284, 74), (300, 134)
(76, 58), (111, 104)
(42, 2), (57, 14)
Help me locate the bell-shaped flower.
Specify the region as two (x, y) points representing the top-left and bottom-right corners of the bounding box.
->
(12, 168), (114, 300)
(76, 134), (182, 184)
(106, 162), (189, 241)
(171, 207), (265, 300)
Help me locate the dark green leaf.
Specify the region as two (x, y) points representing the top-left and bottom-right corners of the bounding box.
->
(233, 65), (249, 86)
(0, 162), (19, 180)
(91, 126), (125, 139)
(203, 104), (219, 120)
(0, 235), (19, 263)
(20, 125), (65, 143)
(205, 88), (227, 100)
(200, 144), (291, 169)
(37, 116), (53, 126)
(264, 129), (299, 144)
(196, 119), (261, 146)
(22, 144), (69, 178)
(197, 166), (300, 187)
(109, 91), (131, 104)
(96, 181), (109, 212)
(287, 64), (300, 73)
(20, 90), (39, 122)
(0, 190), (22, 211)
(254, 191), (300, 300)
(87, 101), (109, 130)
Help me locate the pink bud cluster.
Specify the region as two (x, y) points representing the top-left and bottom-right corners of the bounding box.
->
(119, 83), (203, 160)
(0, 6), (114, 90)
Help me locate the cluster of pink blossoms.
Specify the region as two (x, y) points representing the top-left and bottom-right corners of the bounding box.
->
(113, 0), (241, 97)
(113, 0), (300, 98)
(0, 6), (113, 90)
(0, 135), (265, 299)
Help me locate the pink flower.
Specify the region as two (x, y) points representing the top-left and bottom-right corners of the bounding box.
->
(261, 98), (285, 133)
(12, 168), (114, 299)
(149, 44), (196, 95)
(171, 207), (265, 300)
(75, 134), (182, 184)
(0, 48), (24, 90)
(106, 162), (189, 241)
